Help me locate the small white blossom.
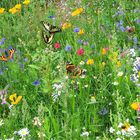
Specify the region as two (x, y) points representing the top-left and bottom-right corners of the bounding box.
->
(109, 127), (115, 133)
(113, 81), (119, 85)
(80, 131), (89, 137)
(117, 71), (123, 77)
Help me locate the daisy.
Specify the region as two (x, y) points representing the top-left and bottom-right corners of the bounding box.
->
(17, 128), (29, 138)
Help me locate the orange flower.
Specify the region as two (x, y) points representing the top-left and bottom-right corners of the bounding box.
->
(71, 8), (84, 16)
(0, 8), (5, 14)
(102, 48), (107, 55)
(9, 93), (22, 105)
(131, 102), (140, 110)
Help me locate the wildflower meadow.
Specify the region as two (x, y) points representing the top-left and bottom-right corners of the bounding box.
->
(0, 0), (140, 139)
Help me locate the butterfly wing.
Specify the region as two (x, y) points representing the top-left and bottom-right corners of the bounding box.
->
(42, 21), (61, 34)
(42, 32), (54, 44)
(42, 21), (51, 32)
(0, 55), (8, 62)
(66, 63), (82, 78)
(8, 49), (15, 59)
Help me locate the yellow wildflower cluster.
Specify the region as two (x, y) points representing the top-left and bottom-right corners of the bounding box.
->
(0, 0), (30, 15)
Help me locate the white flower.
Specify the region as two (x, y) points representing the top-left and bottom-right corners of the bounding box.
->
(80, 131), (89, 137)
(109, 127), (115, 133)
(118, 123), (123, 128)
(117, 71), (123, 77)
(116, 131), (121, 135)
(113, 81), (119, 85)
(32, 117), (42, 126)
(80, 61), (85, 65)
(116, 138), (122, 140)
(17, 128), (29, 138)
(0, 119), (4, 126)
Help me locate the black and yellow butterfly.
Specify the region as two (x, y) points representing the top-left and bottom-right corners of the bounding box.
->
(0, 48), (15, 62)
(66, 62), (82, 78)
(41, 21), (61, 45)
(41, 21), (61, 34)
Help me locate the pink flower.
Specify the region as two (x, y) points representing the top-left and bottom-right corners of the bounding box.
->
(77, 48), (84, 56)
(54, 42), (60, 49)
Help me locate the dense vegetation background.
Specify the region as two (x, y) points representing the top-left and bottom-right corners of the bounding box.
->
(0, 0), (140, 139)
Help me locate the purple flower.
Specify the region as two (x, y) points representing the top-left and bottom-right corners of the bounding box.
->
(120, 26), (125, 32)
(33, 80), (40, 86)
(0, 38), (6, 45)
(74, 28), (80, 32)
(83, 42), (89, 46)
(78, 39), (83, 44)
(65, 45), (72, 52)
(135, 19), (140, 24)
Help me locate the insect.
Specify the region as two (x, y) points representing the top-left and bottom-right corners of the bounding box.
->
(66, 62), (82, 78)
(41, 21), (61, 44)
(0, 48), (15, 62)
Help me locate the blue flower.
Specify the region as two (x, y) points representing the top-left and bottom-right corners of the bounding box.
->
(65, 45), (72, 52)
(48, 15), (55, 19)
(120, 26), (125, 32)
(99, 108), (108, 116)
(74, 28), (80, 32)
(0, 38), (6, 45)
(133, 37), (138, 44)
(78, 39), (83, 44)
(33, 80), (40, 86)
(135, 19), (140, 24)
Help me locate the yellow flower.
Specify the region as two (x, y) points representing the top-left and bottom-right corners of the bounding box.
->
(0, 8), (5, 14)
(9, 93), (22, 105)
(138, 71), (140, 77)
(116, 61), (121, 67)
(86, 59), (94, 65)
(101, 48), (107, 55)
(14, 4), (21, 11)
(121, 123), (130, 131)
(71, 8), (84, 16)
(102, 62), (106, 67)
(23, 0), (30, 5)
(78, 29), (84, 35)
(131, 102), (140, 110)
(9, 7), (18, 14)
(62, 22), (72, 30)
(90, 96), (96, 103)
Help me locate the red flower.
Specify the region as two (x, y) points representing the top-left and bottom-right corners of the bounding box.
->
(54, 42), (60, 49)
(76, 48), (84, 56)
